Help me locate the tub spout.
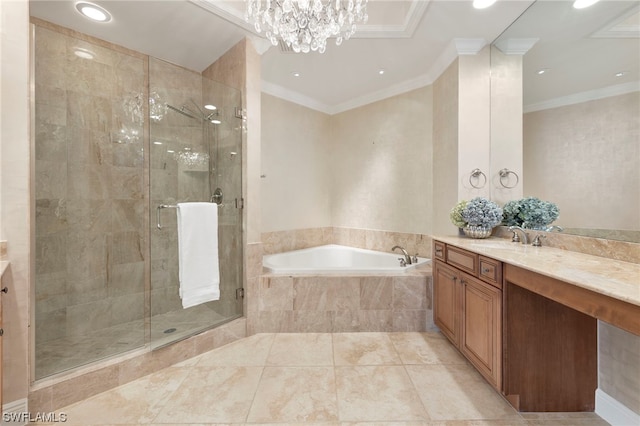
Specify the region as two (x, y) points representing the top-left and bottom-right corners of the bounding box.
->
(392, 245), (412, 265)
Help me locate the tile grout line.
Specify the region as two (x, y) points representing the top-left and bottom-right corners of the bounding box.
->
(242, 333), (277, 424)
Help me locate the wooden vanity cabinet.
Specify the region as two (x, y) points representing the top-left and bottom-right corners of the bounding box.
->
(433, 242), (502, 389)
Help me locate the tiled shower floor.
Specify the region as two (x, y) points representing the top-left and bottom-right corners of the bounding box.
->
(36, 305), (229, 379)
(32, 332), (609, 425)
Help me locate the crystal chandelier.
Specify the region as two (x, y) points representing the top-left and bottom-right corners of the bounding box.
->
(245, 0), (369, 53)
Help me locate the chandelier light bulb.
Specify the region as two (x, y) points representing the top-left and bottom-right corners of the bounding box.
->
(245, 0), (369, 53)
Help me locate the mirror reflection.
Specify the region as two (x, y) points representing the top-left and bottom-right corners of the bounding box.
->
(493, 0), (640, 242)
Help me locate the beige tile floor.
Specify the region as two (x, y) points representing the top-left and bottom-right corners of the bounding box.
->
(33, 332), (609, 425)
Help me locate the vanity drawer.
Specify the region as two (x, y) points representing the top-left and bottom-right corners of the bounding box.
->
(434, 241), (446, 261)
(446, 246), (478, 276)
(479, 256), (502, 289)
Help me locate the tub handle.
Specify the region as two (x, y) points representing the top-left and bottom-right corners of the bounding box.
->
(398, 258), (407, 267)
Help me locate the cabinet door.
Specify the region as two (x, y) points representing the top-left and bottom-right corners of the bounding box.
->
(433, 261), (460, 347)
(461, 273), (502, 389)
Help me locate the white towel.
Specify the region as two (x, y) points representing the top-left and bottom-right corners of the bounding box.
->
(176, 202), (220, 309)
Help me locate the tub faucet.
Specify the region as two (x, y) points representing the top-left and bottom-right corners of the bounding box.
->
(508, 226), (529, 245)
(392, 245), (412, 265)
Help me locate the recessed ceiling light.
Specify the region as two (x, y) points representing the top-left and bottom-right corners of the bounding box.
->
(536, 68), (549, 75)
(167, 150), (175, 153)
(292, 71), (301, 77)
(204, 104), (217, 111)
(473, 0), (497, 9)
(211, 119), (222, 125)
(573, 0), (600, 9)
(75, 2), (112, 22)
(615, 71), (627, 77)
(153, 141), (163, 145)
(378, 69), (385, 75)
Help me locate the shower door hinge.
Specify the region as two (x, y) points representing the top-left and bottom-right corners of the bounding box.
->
(235, 198), (244, 209)
(235, 107), (246, 119)
(236, 288), (245, 299)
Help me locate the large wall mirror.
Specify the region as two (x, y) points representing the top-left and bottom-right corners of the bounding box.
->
(492, 0), (640, 243)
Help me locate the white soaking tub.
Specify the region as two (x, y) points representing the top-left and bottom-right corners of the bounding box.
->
(263, 244), (430, 274)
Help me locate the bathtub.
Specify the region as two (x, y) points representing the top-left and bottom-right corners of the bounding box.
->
(263, 244), (430, 274)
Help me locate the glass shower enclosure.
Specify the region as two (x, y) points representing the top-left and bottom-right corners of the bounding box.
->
(148, 58), (244, 348)
(32, 25), (243, 380)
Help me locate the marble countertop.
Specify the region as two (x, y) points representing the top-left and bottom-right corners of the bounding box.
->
(434, 235), (640, 307)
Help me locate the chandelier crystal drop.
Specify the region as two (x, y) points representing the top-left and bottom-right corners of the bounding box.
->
(245, 0), (369, 53)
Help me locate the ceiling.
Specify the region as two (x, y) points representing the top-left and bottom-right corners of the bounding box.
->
(29, 0), (639, 114)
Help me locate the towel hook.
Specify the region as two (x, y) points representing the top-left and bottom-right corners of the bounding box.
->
(469, 168), (487, 189)
(499, 168), (519, 189)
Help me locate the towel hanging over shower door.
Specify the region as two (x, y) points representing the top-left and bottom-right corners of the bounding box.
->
(176, 202), (220, 309)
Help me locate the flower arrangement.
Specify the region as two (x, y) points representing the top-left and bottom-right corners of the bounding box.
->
(450, 197), (503, 229)
(450, 200), (468, 228)
(502, 197), (560, 229)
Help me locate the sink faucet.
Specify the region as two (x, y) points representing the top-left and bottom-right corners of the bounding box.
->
(392, 245), (412, 265)
(508, 226), (529, 245)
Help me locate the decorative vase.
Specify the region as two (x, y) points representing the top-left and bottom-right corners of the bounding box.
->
(463, 225), (493, 239)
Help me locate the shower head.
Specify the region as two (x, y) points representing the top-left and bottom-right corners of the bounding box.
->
(189, 99), (206, 118)
(166, 104), (200, 120)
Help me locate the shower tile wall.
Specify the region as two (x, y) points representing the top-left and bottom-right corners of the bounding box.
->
(34, 26), (147, 377)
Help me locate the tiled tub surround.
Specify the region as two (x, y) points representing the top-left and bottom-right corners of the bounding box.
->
(256, 270), (433, 333)
(262, 226), (433, 257)
(256, 228), (434, 334)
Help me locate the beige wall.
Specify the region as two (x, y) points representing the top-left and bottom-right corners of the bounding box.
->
(432, 59), (459, 236)
(458, 49), (491, 202)
(1, 0), (31, 405)
(330, 86), (433, 235)
(261, 86), (433, 236)
(490, 47), (523, 204)
(261, 94), (331, 232)
(599, 322), (640, 416)
(524, 91), (640, 232)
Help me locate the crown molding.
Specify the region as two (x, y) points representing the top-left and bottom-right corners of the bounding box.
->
(261, 81), (334, 115)
(454, 38), (487, 55)
(524, 82), (640, 113)
(493, 38), (539, 55)
(263, 71), (434, 116)
(262, 37), (462, 115)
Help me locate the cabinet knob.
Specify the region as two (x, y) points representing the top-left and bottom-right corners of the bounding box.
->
(0, 329), (4, 336)
(1, 286), (7, 294)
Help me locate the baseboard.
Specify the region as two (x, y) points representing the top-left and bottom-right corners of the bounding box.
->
(596, 388), (640, 426)
(1, 398), (28, 426)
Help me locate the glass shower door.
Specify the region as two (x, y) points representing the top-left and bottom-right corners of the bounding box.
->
(149, 58), (243, 348)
